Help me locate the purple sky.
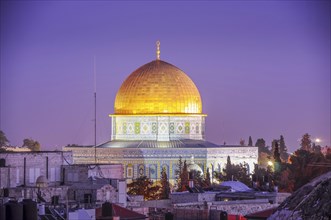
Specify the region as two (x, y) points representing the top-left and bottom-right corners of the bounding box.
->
(1, 1), (330, 152)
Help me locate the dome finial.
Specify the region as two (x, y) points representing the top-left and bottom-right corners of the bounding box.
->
(156, 40), (160, 60)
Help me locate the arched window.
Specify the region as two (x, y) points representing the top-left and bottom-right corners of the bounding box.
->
(126, 164), (133, 178)
(149, 164), (157, 179)
(172, 164), (178, 179)
(138, 164), (145, 177)
(161, 164), (169, 177)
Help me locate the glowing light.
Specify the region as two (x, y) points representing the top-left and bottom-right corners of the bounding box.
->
(268, 161), (273, 166)
(315, 138), (321, 143)
(156, 40), (160, 60)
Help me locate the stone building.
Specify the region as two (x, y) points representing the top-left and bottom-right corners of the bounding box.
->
(0, 151), (126, 206)
(65, 42), (258, 184)
(63, 164), (126, 206)
(0, 151), (72, 189)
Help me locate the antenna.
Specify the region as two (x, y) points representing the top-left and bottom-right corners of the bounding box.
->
(94, 55), (97, 164)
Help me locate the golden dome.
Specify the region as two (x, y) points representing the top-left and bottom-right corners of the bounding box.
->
(114, 60), (202, 115)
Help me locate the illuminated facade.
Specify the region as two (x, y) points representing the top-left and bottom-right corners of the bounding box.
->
(111, 58), (206, 142)
(65, 42), (258, 184)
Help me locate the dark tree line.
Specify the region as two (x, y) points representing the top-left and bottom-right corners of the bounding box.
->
(0, 130), (41, 151)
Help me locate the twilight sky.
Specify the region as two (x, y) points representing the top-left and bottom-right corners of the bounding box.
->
(0, 1), (330, 152)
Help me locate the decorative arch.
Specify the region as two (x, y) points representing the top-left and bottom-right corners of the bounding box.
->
(161, 164), (169, 177)
(126, 164), (133, 178)
(138, 164), (145, 177)
(149, 164), (157, 179)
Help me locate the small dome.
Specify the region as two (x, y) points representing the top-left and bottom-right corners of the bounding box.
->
(114, 60), (202, 115)
(187, 155), (203, 175)
(36, 175), (48, 188)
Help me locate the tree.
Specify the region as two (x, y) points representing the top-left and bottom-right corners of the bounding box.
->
(287, 149), (330, 191)
(300, 133), (312, 152)
(312, 143), (322, 154)
(214, 156), (251, 186)
(255, 138), (271, 167)
(0, 130), (9, 147)
(191, 170), (204, 188)
(127, 176), (160, 200)
(273, 141), (281, 163)
(175, 156), (183, 191)
(159, 167), (170, 199)
(273, 141), (282, 185)
(22, 138), (41, 151)
(271, 139), (278, 156)
(178, 160), (189, 192)
(255, 138), (270, 154)
(279, 135), (289, 162)
(203, 168), (211, 187)
(252, 164), (274, 190)
(248, 136), (253, 146)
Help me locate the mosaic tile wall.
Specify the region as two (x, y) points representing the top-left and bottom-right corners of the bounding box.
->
(111, 115), (205, 141)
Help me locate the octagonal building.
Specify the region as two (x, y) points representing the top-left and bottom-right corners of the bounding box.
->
(66, 42), (258, 184)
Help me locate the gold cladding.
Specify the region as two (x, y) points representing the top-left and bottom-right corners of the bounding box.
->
(114, 60), (202, 114)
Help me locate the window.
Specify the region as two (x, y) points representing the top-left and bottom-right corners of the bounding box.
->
(29, 168), (40, 184)
(127, 165), (133, 178)
(50, 167), (61, 182)
(50, 168), (56, 181)
(138, 164), (144, 177)
(55, 168), (61, 181)
(16, 168), (20, 185)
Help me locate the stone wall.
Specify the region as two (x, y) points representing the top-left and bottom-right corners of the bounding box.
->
(174, 208), (209, 220)
(63, 164), (123, 184)
(0, 151), (73, 187)
(7, 186), (69, 203)
(209, 202), (279, 217)
(170, 192), (217, 204)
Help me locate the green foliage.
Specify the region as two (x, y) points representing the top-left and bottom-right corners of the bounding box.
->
(159, 167), (170, 199)
(271, 139), (278, 156)
(214, 156), (251, 186)
(300, 133), (312, 152)
(312, 143), (322, 154)
(286, 149), (330, 191)
(273, 141), (281, 163)
(248, 136), (253, 146)
(279, 135), (289, 161)
(191, 170), (204, 187)
(252, 164), (274, 190)
(22, 138), (41, 151)
(178, 160), (189, 192)
(175, 156), (183, 191)
(203, 168), (211, 187)
(127, 176), (160, 200)
(0, 130), (9, 147)
(255, 138), (271, 154)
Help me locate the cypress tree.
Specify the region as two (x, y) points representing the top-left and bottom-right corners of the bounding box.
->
(179, 160), (189, 191)
(160, 167), (170, 199)
(279, 135), (289, 161)
(248, 136), (253, 146)
(175, 156), (183, 191)
(300, 133), (312, 152)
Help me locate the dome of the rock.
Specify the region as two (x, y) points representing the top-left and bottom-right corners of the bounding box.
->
(114, 60), (202, 115)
